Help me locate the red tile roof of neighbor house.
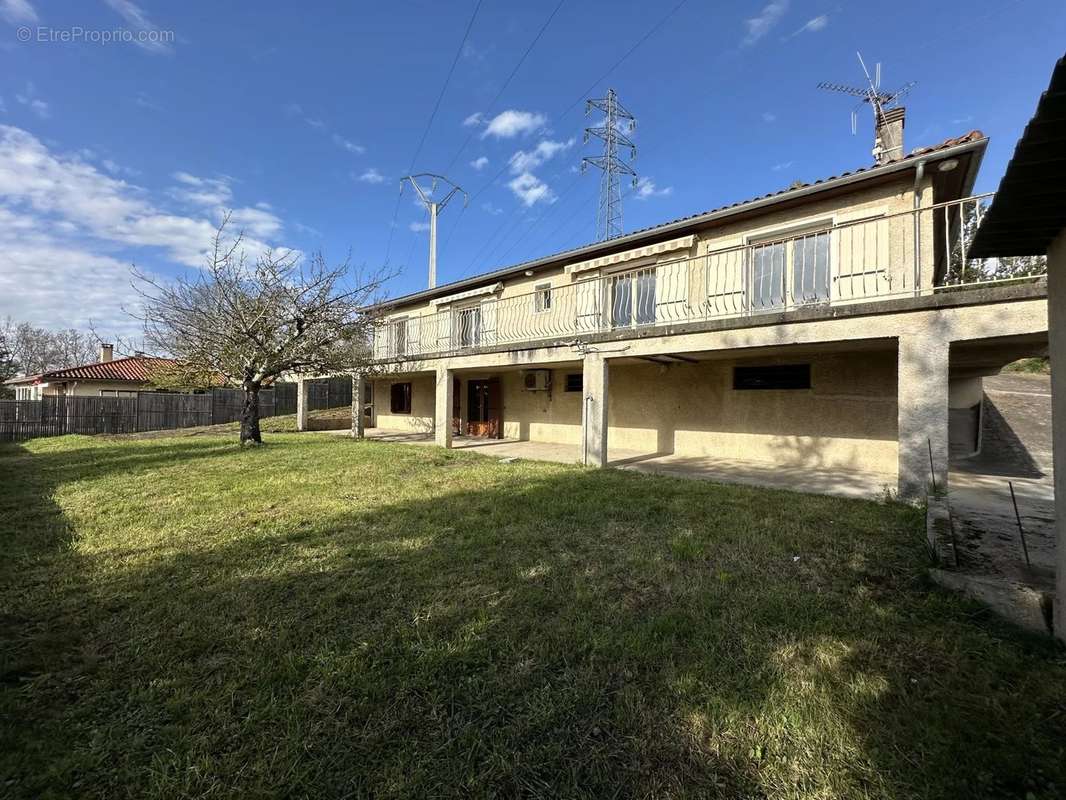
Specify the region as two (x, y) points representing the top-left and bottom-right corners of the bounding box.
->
(4, 355), (180, 386)
(380, 130), (988, 309)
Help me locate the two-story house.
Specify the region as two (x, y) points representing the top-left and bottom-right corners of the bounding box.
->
(358, 110), (1049, 501)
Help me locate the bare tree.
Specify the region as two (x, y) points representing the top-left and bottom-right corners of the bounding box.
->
(1, 317), (98, 376)
(132, 216), (389, 445)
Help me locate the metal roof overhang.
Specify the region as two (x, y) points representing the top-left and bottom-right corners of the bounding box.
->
(970, 56), (1066, 257)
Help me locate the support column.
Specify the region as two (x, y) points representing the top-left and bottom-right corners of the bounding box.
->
(435, 366), (453, 449)
(1047, 230), (1066, 640)
(897, 334), (949, 501)
(296, 377), (309, 432)
(581, 352), (609, 467)
(351, 373), (366, 439)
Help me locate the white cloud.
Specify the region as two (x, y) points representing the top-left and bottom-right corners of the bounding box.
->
(762, 111), (777, 123)
(0, 125), (283, 272)
(742, 0), (789, 46)
(481, 202), (503, 215)
(508, 172), (554, 207)
(14, 83), (49, 119)
(481, 109), (546, 139)
(463, 112), (485, 127)
(357, 167), (385, 184)
(102, 0), (173, 54)
(331, 133), (365, 154)
(409, 221), (430, 232)
(508, 138), (574, 174)
(470, 156), (489, 170)
(771, 160), (794, 171)
(634, 177), (672, 200)
(787, 14), (827, 37)
(0, 0), (38, 25)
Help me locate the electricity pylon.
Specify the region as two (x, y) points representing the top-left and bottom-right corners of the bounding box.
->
(400, 173), (468, 288)
(582, 89), (637, 241)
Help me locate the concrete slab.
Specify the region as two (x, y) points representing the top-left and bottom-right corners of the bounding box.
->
(350, 429), (896, 500)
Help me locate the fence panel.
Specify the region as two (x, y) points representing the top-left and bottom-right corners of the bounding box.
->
(0, 388), (279, 442)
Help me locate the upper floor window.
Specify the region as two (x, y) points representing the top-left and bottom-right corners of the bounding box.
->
(534, 283), (552, 313)
(610, 268), (657, 327)
(388, 317), (408, 357)
(748, 225), (830, 311)
(455, 304), (481, 348)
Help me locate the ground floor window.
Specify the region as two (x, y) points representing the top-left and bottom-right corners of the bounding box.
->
(565, 373), (583, 392)
(99, 390), (138, 398)
(390, 382), (412, 414)
(733, 364), (811, 390)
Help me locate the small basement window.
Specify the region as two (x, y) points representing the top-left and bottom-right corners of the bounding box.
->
(733, 364), (810, 390)
(390, 382), (412, 413)
(565, 373), (583, 392)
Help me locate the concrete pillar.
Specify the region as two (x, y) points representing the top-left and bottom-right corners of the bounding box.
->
(296, 377), (309, 432)
(434, 367), (453, 449)
(1047, 230), (1066, 640)
(581, 352), (609, 467)
(351, 373), (366, 439)
(897, 334), (950, 501)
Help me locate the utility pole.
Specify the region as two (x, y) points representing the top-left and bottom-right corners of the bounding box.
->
(582, 88), (637, 241)
(400, 173), (468, 288)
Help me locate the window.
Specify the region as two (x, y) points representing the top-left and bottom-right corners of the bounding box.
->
(748, 224), (831, 311)
(565, 373), (583, 393)
(534, 283), (552, 313)
(99, 390), (138, 398)
(387, 317), (408, 357)
(390, 382), (412, 414)
(791, 231), (830, 304)
(610, 268), (657, 327)
(455, 305), (481, 348)
(733, 364), (811, 390)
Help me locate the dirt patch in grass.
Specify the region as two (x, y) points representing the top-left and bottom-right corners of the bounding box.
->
(1, 434), (1064, 798)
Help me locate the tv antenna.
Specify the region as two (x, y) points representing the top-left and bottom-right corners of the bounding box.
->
(400, 173), (468, 289)
(818, 53), (916, 159)
(581, 89), (638, 242)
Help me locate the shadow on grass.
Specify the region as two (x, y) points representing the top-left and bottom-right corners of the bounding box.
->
(1, 436), (1064, 799)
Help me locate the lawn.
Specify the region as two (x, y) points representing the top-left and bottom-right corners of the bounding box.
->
(1, 433), (1064, 799)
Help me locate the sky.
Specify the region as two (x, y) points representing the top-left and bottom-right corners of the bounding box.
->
(1, 0), (1063, 340)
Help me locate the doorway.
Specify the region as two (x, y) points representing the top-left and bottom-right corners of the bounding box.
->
(467, 378), (501, 438)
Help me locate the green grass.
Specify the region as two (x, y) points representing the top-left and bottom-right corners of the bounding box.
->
(1, 434), (1064, 799)
(1003, 357), (1051, 375)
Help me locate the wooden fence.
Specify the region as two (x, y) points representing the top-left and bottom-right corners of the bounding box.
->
(0, 388), (276, 442)
(273, 377), (353, 416)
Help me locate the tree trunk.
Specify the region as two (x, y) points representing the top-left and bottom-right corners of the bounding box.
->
(240, 386), (263, 445)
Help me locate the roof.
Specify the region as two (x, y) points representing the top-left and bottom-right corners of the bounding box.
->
(382, 130), (988, 309)
(5, 355), (179, 386)
(970, 56), (1066, 257)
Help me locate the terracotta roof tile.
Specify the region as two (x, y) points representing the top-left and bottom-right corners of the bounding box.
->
(5, 356), (179, 385)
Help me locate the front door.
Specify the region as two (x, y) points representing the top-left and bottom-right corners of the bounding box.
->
(452, 377), (461, 435)
(466, 378), (501, 438)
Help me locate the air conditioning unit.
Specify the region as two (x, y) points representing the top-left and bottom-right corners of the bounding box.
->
(523, 369), (552, 392)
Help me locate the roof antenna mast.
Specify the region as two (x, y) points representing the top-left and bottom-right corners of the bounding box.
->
(582, 88), (638, 242)
(817, 53), (916, 161)
(400, 173), (468, 289)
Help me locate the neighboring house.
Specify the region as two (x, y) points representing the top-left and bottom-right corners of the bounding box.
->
(4, 344), (179, 400)
(969, 55), (1065, 640)
(362, 108), (1049, 501)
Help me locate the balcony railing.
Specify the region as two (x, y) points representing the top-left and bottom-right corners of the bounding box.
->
(373, 194), (1047, 361)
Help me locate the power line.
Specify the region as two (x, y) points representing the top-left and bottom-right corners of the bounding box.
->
(445, 0), (689, 277)
(383, 0), (483, 266)
(443, 0), (568, 176)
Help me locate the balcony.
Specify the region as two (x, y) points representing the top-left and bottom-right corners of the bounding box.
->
(373, 194), (1047, 361)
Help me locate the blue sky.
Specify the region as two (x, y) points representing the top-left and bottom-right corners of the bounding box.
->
(1, 0), (1063, 338)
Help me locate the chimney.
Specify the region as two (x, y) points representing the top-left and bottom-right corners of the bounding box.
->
(99, 343), (114, 363)
(874, 106), (905, 165)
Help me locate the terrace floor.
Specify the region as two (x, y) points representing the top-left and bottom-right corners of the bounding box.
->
(354, 428), (897, 500)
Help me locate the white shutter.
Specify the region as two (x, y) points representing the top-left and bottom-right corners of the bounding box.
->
(574, 277), (602, 332)
(480, 299), (497, 346)
(655, 260), (687, 322)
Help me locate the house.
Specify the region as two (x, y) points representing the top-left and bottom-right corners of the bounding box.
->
(4, 344), (179, 400)
(969, 55), (1065, 640)
(357, 107), (1049, 502)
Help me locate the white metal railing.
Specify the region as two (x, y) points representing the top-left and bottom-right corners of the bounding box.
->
(373, 194), (1047, 361)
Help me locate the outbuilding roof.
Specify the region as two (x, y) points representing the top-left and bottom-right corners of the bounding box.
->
(969, 55), (1066, 257)
(5, 355), (178, 386)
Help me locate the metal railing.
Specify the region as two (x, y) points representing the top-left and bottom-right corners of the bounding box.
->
(373, 194), (1047, 361)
